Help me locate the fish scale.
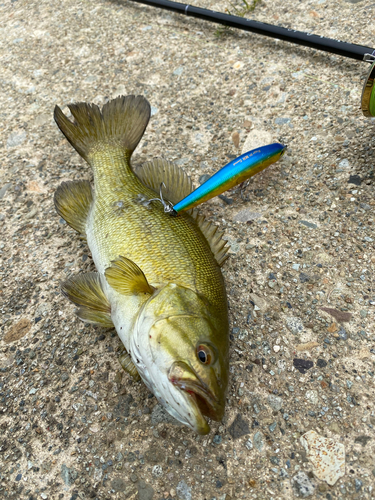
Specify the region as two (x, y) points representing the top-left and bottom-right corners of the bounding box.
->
(89, 150), (225, 307)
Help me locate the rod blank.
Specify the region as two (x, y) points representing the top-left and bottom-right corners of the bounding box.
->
(129, 0), (375, 62)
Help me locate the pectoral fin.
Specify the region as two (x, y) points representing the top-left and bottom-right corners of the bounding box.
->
(105, 256), (154, 295)
(61, 272), (113, 327)
(118, 346), (141, 381)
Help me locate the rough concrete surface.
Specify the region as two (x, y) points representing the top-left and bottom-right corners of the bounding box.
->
(0, 0), (375, 499)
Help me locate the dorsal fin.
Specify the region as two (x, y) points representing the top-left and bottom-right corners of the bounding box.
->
(193, 211), (230, 267)
(54, 95), (151, 162)
(134, 159), (193, 205)
(61, 273), (113, 327)
(54, 180), (93, 236)
(105, 256), (154, 295)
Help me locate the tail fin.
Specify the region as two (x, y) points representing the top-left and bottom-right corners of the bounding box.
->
(54, 95), (151, 162)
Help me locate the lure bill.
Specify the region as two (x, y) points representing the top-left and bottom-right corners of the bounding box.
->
(173, 143), (286, 213)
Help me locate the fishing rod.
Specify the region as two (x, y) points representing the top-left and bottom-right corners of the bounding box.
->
(128, 0), (375, 116)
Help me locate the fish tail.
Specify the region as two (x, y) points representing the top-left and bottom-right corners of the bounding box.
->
(54, 95), (151, 164)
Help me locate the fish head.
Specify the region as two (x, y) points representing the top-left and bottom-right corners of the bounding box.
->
(132, 283), (229, 435)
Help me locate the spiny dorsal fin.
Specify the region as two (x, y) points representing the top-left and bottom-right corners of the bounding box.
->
(192, 210), (230, 267)
(134, 159), (193, 205)
(61, 272), (113, 327)
(54, 180), (93, 236)
(118, 348), (141, 381)
(105, 256), (154, 295)
(54, 95), (151, 162)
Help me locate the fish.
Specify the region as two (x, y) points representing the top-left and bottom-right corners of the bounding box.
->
(53, 95), (230, 435)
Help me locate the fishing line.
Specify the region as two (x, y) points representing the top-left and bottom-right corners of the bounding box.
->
(128, 0), (375, 117)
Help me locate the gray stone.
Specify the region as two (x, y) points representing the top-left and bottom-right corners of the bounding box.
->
(151, 465), (163, 477)
(269, 422), (277, 432)
(228, 413), (250, 439)
(280, 467), (288, 477)
(360, 202), (371, 211)
(354, 436), (371, 447)
(151, 404), (181, 426)
(0, 183), (12, 200)
(111, 478), (127, 492)
(213, 434), (222, 445)
(144, 445), (164, 463)
(7, 131), (26, 148)
(137, 480), (154, 500)
(299, 220), (317, 229)
(338, 327), (348, 340)
(61, 464), (77, 486)
(286, 317), (304, 335)
(244, 438), (253, 450)
(275, 117), (290, 125)
(267, 394), (283, 411)
(305, 390), (318, 405)
(253, 431), (264, 451)
(292, 471), (315, 497)
(113, 393), (133, 418)
(176, 480), (192, 500)
(299, 272), (310, 283)
(355, 478), (362, 491)
(249, 293), (268, 312)
(233, 209), (261, 223)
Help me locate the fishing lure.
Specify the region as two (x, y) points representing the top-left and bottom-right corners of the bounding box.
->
(172, 143), (286, 213)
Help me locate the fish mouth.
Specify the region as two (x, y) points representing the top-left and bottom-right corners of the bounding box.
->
(168, 361), (225, 435)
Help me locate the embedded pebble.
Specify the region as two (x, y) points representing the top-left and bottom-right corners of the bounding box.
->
(228, 413), (250, 439)
(0, 182), (12, 200)
(300, 430), (345, 485)
(292, 471), (315, 498)
(253, 431), (264, 451)
(305, 390), (318, 405)
(233, 209), (262, 223)
(286, 317), (304, 334)
(267, 395), (283, 411)
(176, 480), (192, 500)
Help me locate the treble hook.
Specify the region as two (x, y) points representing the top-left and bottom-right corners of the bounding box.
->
(148, 183), (178, 216)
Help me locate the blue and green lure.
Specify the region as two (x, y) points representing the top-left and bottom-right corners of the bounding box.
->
(173, 143), (286, 213)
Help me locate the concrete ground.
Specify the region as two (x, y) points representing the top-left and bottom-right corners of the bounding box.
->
(0, 0), (375, 499)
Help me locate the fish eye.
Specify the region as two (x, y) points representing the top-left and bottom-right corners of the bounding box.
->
(197, 344), (213, 365)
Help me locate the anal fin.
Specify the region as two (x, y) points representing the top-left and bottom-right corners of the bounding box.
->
(118, 346), (141, 381)
(62, 272), (113, 327)
(54, 180), (93, 236)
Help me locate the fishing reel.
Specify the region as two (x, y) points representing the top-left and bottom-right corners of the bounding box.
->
(361, 53), (375, 117)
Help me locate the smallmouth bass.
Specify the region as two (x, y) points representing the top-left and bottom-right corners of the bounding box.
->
(54, 95), (230, 434)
